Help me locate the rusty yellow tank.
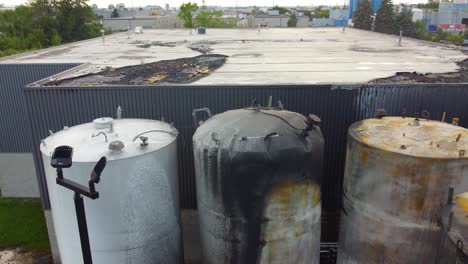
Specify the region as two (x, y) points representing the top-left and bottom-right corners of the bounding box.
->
(455, 193), (468, 213)
(337, 116), (468, 263)
(437, 192), (468, 263)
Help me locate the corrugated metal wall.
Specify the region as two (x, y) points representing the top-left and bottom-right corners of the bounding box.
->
(24, 85), (359, 210)
(24, 83), (468, 214)
(0, 62), (465, 243)
(0, 64), (79, 152)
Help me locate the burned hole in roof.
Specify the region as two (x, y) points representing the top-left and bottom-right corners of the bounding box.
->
(45, 54), (228, 86)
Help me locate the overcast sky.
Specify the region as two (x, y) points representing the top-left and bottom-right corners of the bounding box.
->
(1, 0), (429, 8)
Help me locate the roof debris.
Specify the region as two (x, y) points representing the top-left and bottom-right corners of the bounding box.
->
(144, 73), (168, 83)
(370, 58), (468, 84)
(133, 40), (182, 48)
(188, 42), (214, 55)
(45, 54), (228, 86)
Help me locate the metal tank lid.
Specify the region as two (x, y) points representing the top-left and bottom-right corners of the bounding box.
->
(350, 116), (468, 159)
(40, 118), (178, 162)
(194, 108), (310, 137)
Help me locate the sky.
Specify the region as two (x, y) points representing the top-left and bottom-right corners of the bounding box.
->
(1, 0), (429, 8)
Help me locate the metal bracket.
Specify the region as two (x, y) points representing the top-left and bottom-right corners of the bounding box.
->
(192, 107), (212, 127)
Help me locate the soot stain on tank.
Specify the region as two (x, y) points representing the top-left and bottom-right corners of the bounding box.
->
(220, 153), (322, 263)
(193, 108), (324, 264)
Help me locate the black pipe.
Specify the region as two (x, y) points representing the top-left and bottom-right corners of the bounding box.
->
(51, 146), (107, 264)
(74, 193), (93, 264)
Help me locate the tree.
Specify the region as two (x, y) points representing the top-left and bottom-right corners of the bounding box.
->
(251, 9), (257, 15)
(50, 30), (62, 45)
(313, 6), (330, 18)
(272, 5), (288, 14)
(395, 6), (415, 37)
(375, 0), (395, 34)
(53, 0), (102, 42)
(288, 13), (298, 27)
(414, 20), (432, 41)
(417, 0), (439, 9)
(111, 8), (119, 18)
(0, 0), (105, 58)
(178, 2), (198, 28)
(195, 10), (236, 28)
(352, 0), (373, 30)
(303, 10), (313, 21)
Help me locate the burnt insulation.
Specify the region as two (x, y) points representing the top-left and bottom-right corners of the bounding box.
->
(45, 54), (228, 86)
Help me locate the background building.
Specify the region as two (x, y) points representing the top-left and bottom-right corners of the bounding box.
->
(249, 14), (290, 27)
(438, 0), (468, 27)
(349, 0), (382, 18)
(103, 16), (182, 31)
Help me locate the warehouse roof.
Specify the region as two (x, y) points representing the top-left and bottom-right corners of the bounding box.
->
(1, 28), (467, 85)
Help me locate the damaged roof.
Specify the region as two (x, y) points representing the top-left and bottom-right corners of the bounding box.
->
(1, 28), (467, 86)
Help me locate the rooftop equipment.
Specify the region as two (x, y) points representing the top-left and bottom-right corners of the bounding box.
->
(338, 115), (468, 263)
(41, 116), (181, 264)
(192, 105), (324, 263)
(197, 27), (206, 34)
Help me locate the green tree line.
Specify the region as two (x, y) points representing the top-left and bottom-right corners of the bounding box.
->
(0, 0), (108, 58)
(178, 2), (236, 28)
(353, 0), (463, 45)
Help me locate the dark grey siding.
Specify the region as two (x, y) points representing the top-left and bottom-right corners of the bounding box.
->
(0, 64), (79, 152)
(24, 83), (468, 214)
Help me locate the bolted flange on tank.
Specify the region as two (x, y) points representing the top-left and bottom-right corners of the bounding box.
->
(192, 106), (324, 264)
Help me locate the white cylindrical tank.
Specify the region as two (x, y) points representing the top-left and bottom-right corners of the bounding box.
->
(40, 118), (181, 264)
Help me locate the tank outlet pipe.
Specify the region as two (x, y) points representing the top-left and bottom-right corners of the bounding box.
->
(192, 108), (212, 127)
(92, 132), (108, 143)
(51, 145), (107, 264)
(132, 129), (178, 146)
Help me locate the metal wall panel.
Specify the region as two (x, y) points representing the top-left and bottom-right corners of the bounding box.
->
(22, 82), (468, 214)
(0, 64), (79, 152)
(25, 85), (359, 210)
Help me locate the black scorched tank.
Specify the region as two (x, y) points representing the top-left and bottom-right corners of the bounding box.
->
(193, 107), (324, 264)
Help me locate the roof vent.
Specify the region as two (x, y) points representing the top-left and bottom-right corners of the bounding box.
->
(93, 117), (114, 129)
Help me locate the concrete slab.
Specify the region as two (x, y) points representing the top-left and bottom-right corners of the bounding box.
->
(0, 153), (39, 197)
(2, 28), (467, 85)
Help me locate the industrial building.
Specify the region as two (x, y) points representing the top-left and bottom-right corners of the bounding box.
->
(248, 13), (309, 27)
(349, 0), (382, 18)
(102, 16), (182, 31)
(438, 1), (468, 26)
(1, 28), (468, 263)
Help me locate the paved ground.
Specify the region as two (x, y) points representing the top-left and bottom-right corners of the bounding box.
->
(2, 28), (467, 85)
(0, 248), (51, 264)
(181, 210), (202, 264)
